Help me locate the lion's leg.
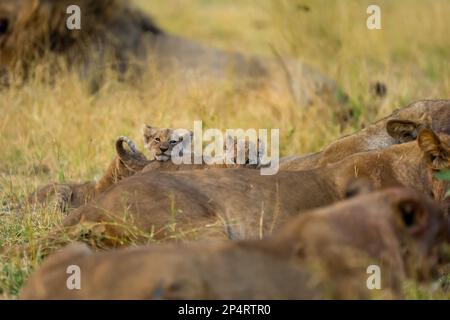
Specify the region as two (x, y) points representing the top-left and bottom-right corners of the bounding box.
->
(28, 183), (73, 212)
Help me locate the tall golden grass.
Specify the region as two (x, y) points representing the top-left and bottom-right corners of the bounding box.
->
(1, 0), (449, 299)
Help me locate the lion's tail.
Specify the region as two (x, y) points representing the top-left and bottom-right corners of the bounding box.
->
(116, 136), (139, 157)
(115, 136), (151, 171)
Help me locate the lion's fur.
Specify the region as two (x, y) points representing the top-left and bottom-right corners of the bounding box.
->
(280, 100), (450, 170)
(28, 129), (263, 212)
(27, 136), (150, 211)
(19, 188), (448, 299)
(50, 129), (450, 247)
(0, 0), (344, 108)
(142, 125), (192, 162)
(0, 0), (161, 69)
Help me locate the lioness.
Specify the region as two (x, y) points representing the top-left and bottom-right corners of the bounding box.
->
(29, 127), (262, 211)
(48, 128), (450, 246)
(280, 99), (450, 170)
(19, 188), (448, 299)
(55, 100), (447, 208)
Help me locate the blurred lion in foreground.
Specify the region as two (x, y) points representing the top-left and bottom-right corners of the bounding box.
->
(0, 0), (348, 109)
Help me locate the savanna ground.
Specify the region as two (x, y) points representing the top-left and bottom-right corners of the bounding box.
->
(1, 0), (450, 299)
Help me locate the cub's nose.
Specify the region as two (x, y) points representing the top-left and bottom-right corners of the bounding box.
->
(160, 146), (169, 152)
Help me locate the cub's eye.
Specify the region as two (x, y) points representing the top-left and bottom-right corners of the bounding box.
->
(0, 18), (9, 35)
(154, 137), (161, 142)
(170, 140), (177, 145)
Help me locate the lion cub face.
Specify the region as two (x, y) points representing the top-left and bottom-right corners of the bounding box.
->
(142, 125), (192, 161)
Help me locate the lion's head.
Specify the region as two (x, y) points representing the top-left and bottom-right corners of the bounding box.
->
(142, 125), (193, 162)
(0, 0), (161, 73)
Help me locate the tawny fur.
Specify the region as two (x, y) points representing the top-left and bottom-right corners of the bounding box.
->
(28, 130), (262, 212)
(27, 136), (149, 211)
(19, 188), (448, 299)
(0, 0), (344, 108)
(45, 129), (450, 247)
(280, 100), (450, 170)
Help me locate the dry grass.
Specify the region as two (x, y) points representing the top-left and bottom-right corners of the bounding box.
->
(1, 0), (450, 299)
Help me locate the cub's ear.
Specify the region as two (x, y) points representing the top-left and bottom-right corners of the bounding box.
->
(394, 198), (427, 235)
(174, 129), (193, 142)
(387, 120), (423, 143)
(141, 124), (153, 137)
(344, 177), (374, 198)
(418, 129), (450, 170)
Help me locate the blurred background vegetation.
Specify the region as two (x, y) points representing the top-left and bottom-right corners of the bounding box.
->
(139, 0), (450, 104)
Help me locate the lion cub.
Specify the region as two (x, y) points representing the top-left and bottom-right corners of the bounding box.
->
(142, 125), (192, 161)
(142, 124), (264, 167)
(28, 126), (262, 212)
